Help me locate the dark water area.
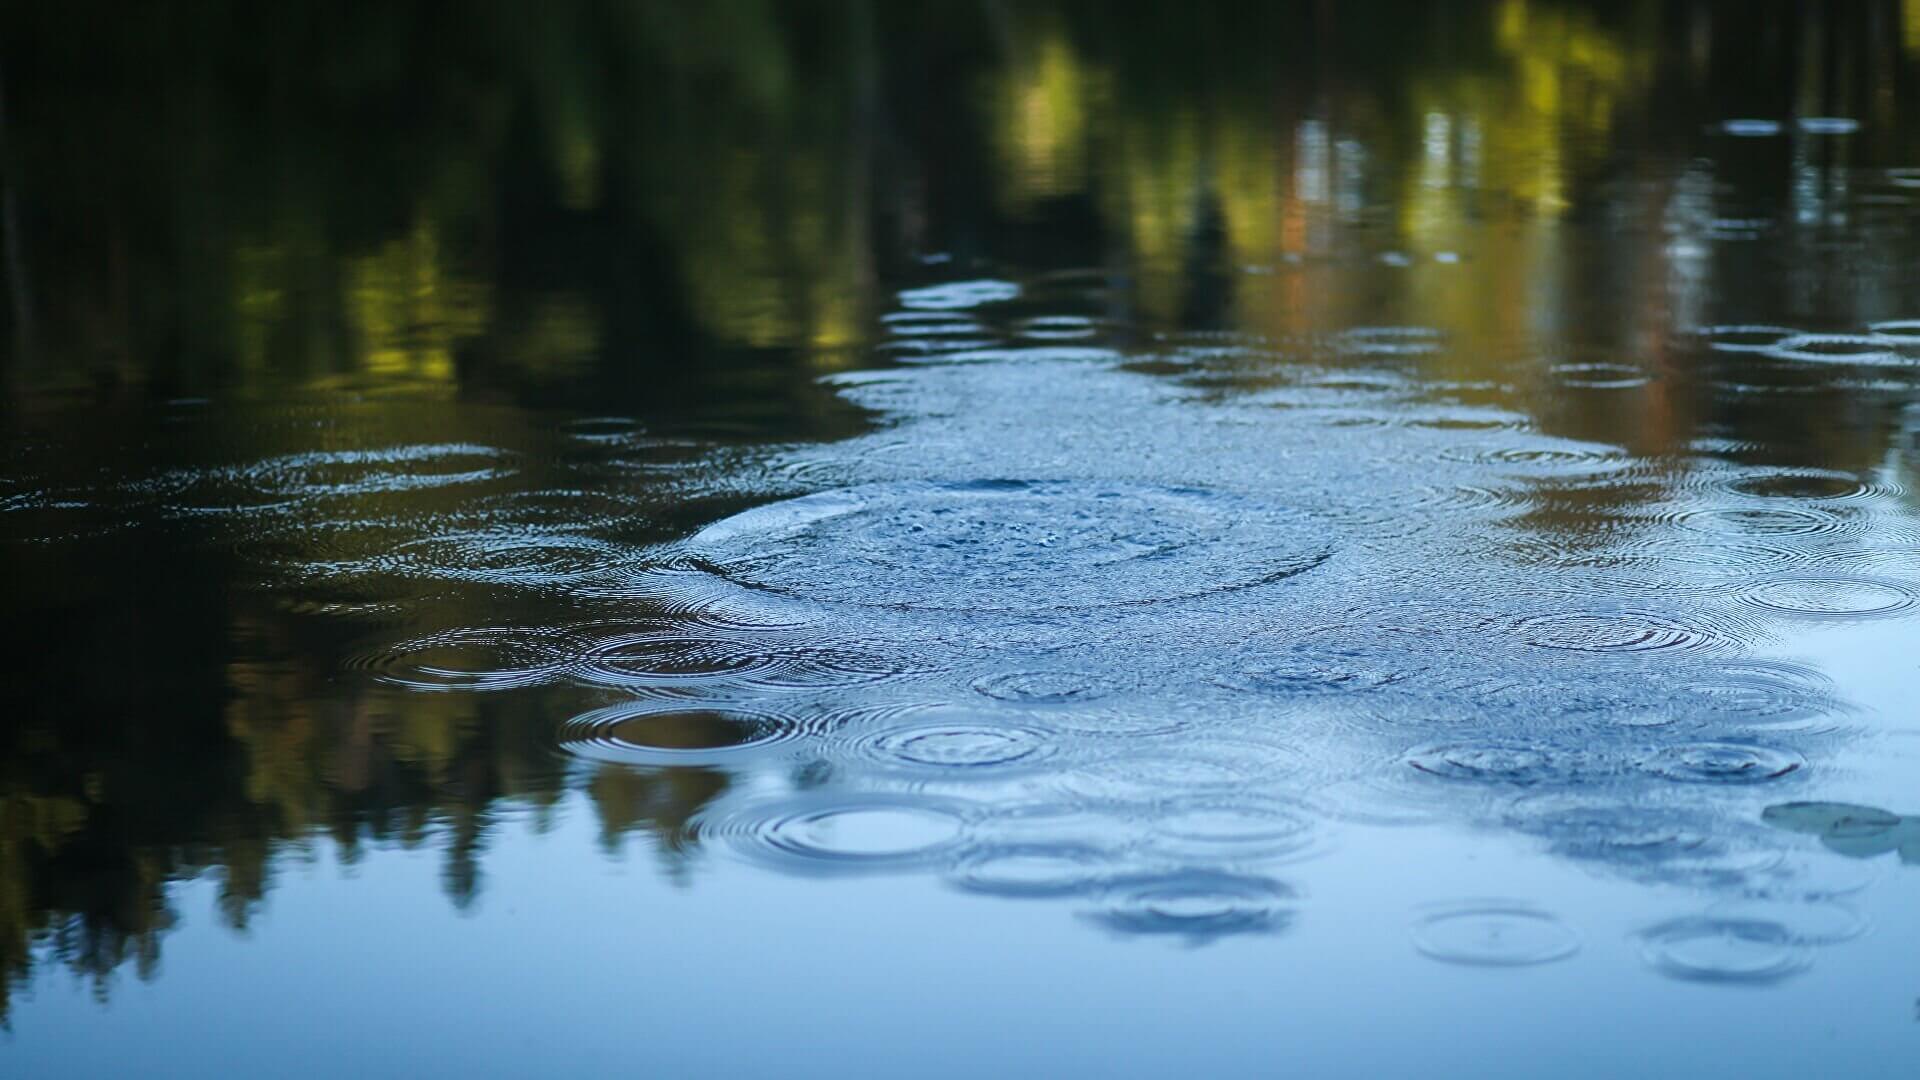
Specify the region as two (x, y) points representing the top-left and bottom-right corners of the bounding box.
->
(6, 2), (1920, 1075)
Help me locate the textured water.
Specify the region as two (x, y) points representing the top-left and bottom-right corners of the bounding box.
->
(10, 3), (1920, 1077)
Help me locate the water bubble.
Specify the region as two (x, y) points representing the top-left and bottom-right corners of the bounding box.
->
(686, 481), (1332, 613)
(1084, 871), (1297, 941)
(1641, 743), (1805, 785)
(1639, 917), (1810, 983)
(1410, 902), (1580, 967)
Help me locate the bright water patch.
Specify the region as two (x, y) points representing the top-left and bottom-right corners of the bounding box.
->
(685, 480), (1332, 612)
(896, 279), (1021, 310)
(304, 292), (1920, 982)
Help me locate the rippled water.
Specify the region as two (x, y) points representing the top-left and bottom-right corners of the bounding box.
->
(10, 2), (1920, 1076)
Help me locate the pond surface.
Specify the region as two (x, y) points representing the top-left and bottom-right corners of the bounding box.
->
(7, 3), (1920, 1076)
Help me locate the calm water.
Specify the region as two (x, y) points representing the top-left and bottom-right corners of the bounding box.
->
(7, 2), (1920, 1075)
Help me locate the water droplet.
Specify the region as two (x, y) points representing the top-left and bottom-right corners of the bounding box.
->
(702, 793), (975, 875)
(1015, 315), (1100, 341)
(1411, 902), (1580, 967)
(1148, 795), (1322, 861)
(352, 626), (577, 692)
(949, 843), (1114, 898)
(973, 669), (1121, 705)
(1551, 362), (1650, 389)
(352, 528), (636, 589)
(1671, 505), (1849, 537)
(897, 279), (1021, 310)
(1509, 610), (1734, 654)
(1084, 871), (1297, 940)
(686, 481), (1331, 613)
(1640, 917), (1810, 983)
(559, 702), (815, 766)
(1335, 326), (1444, 356)
(1700, 324), (1797, 352)
(230, 444), (509, 503)
(1722, 469), (1878, 501)
(1405, 744), (1577, 786)
(1869, 318), (1920, 342)
(573, 623), (908, 692)
(1705, 897), (1866, 945)
(1735, 575), (1920, 620)
(1762, 333), (1908, 366)
(1641, 743), (1804, 785)
(560, 416), (643, 442)
(854, 710), (1056, 774)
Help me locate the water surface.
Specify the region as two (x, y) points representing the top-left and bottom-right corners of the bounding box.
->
(7, 3), (1920, 1076)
